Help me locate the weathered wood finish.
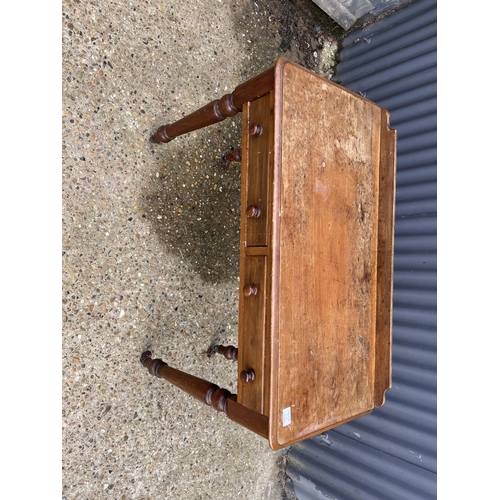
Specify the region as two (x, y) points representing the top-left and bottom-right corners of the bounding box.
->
(232, 68), (274, 110)
(237, 90), (275, 418)
(244, 92), (273, 247)
(144, 58), (395, 450)
(374, 109), (396, 407)
(268, 59), (386, 449)
(236, 256), (267, 413)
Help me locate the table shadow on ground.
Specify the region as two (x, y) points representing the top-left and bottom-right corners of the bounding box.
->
(142, 119), (242, 284)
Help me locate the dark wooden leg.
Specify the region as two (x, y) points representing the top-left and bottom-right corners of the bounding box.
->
(221, 148), (242, 168)
(140, 351), (268, 438)
(152, 67), (274, 143)
(207, 344), (238, 361)
(153, 96), (238, 143)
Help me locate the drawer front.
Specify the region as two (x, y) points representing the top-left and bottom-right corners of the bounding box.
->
(244, 92), (273, 247)
(237, 255), (267, 413)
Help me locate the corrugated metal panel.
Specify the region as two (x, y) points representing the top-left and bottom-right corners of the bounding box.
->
(285, 0), (437, 498)
(285, 434), (436, 500)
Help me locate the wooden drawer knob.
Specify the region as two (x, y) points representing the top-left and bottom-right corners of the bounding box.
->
(249, 124), (263, 136)
(246, 205), (262, 218)
(243, 284), (258, 297)
(240, 369), (255, 383)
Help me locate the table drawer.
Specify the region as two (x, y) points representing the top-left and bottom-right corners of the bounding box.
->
(243, 92), (273, 247)
(237, 255), (267, 413)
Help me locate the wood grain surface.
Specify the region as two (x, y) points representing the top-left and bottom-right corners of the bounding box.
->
(374, 109), (396, 407)
(237, 92), (275, 415)
(236, 255), (267, 413)
(270, 60), (383, 448)
(244, 93), (273, 247)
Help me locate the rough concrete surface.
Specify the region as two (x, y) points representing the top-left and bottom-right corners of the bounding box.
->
(62, 1), (340, 498)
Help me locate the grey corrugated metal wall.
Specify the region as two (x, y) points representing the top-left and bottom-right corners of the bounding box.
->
(285, 0), (437, 498)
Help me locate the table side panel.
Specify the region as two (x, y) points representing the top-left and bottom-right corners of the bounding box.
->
(245, 93), (273, 246)
(271, 61), (382, 447)
(374, 109), (396, 407)
(237, 92), (275, 417)
(237, 255), (268, 413)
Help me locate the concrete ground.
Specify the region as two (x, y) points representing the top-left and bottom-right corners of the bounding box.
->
(62, 1), (340, 498)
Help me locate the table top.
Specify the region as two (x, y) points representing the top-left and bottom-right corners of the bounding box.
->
(238, 59), (396, 449)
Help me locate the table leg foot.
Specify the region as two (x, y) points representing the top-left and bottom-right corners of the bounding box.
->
(221, 147), (242, 167)
(151, 125), (174, 144)
(207, 344), (238, 361)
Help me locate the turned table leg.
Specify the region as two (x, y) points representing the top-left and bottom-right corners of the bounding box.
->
(152, 67), (274, 143)
(207, 344), (238, 361)
(221, 147), (242, 168)
(140, 351), (268, 438)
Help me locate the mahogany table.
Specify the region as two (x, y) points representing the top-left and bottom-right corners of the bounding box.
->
(141, 58), (396, 450)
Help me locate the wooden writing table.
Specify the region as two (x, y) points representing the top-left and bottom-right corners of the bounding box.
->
(141, 58), (396, 450)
